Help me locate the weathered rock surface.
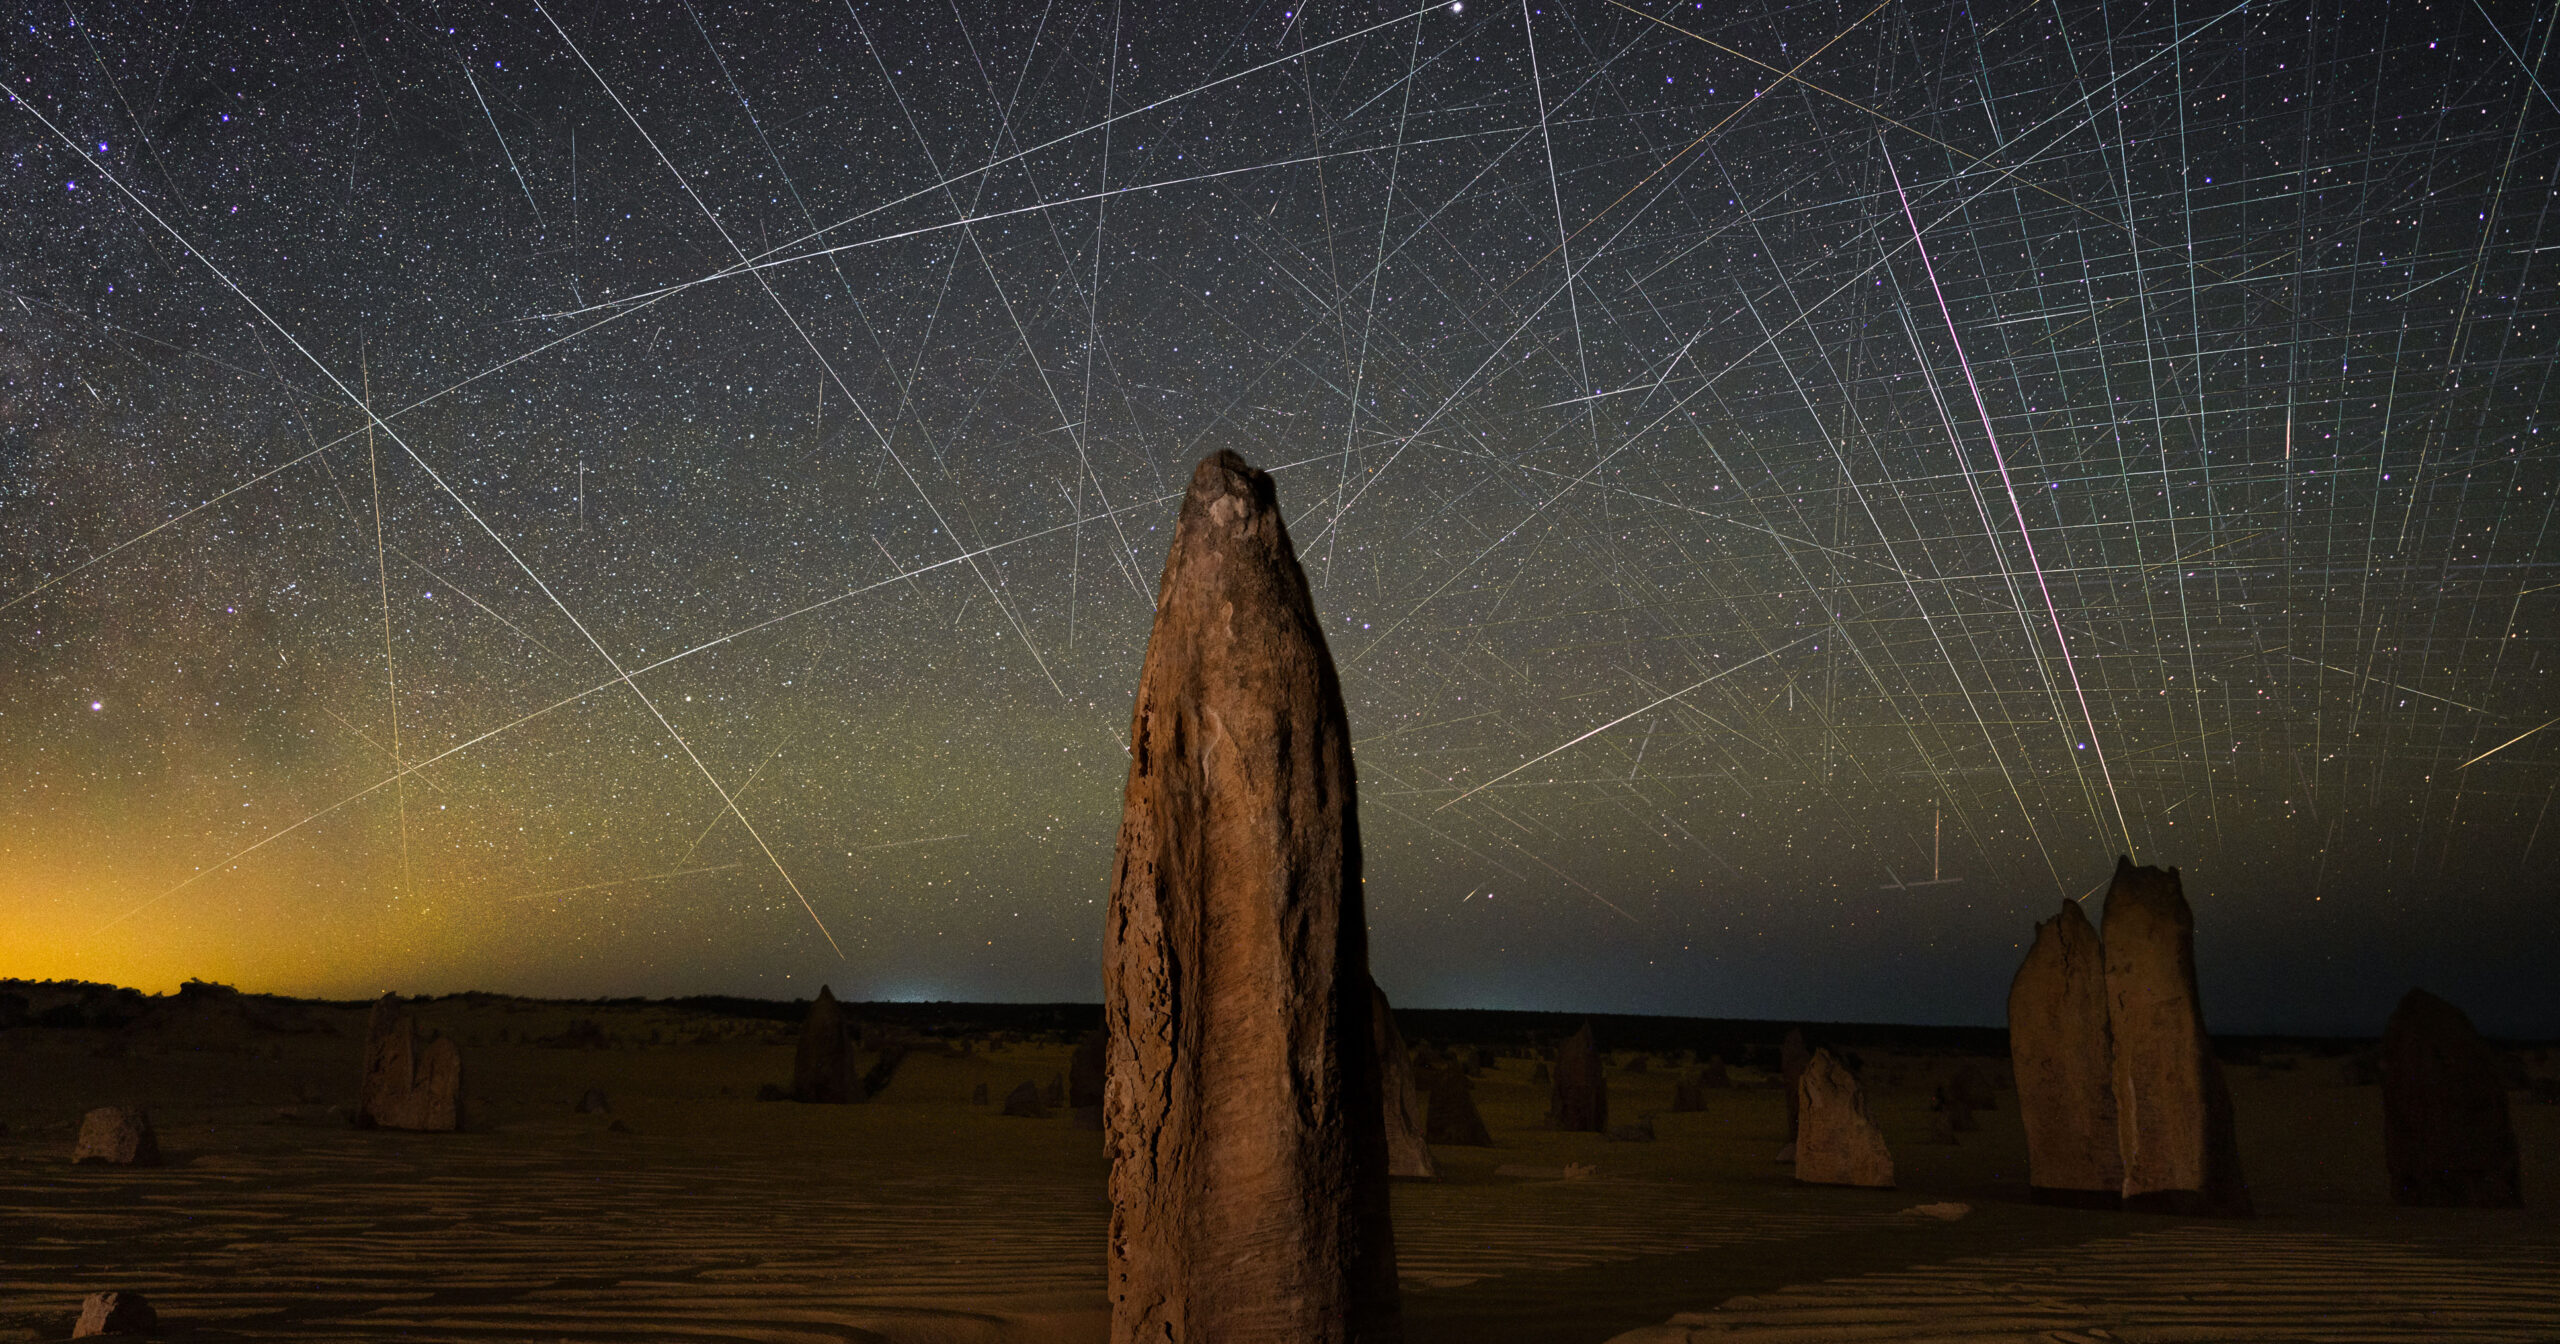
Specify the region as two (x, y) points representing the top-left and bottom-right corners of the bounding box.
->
(792, 986), (858, 1104)
(357, 994), (463, 1132)
(2381, 988), (2522, 1207)
(1371, 982), (1437, 1179)
(1794, 1049), (1894, 1188)
(2101, 857), (2249, 1216)
(72, 1107), (159, 1166)
(1781, 1029), (1811, 1138)
(1549, 1022), (1608, 1133)
(1002, 1080), (1049, 1118)
(1102, 450), (1401, 1344)
(1425, 1064), (1492, 1146)
(2008, 898), (2122, 1208)
(73, 1291), (155, 1338)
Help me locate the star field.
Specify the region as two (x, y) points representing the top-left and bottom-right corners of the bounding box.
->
(4, 0), (2555, 1032)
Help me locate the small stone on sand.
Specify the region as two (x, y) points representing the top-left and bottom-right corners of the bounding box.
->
(1001, 1081), (1048, 1118)
(72, 1108), (160, 1166)
(73, 1290), (156, 1338)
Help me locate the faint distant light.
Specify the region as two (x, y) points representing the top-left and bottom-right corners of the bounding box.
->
(423, 591), (434, 599)
(2076, 742), (2087, 750)
(65, 180), (75, 191)
(90, 701), (102, 711)
(97, 141), (107, 152)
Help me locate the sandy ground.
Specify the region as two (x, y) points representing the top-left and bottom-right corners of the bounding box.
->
(3, 997), (2554, 1342)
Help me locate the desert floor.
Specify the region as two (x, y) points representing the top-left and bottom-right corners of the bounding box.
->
(4, 998), (2556, 1342)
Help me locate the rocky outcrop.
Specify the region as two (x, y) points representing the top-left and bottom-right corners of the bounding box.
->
(2101, 857), (2249, 1216)
(72, 1107), (160, 1165)
(1794, 1049), (1894, 1188)
(792, 986), (858, 1104)
(1425, 1064), (1492, 1146)
(1002, 1080), (1048, 1118)
(1102, 450), (1401, 1343)
(73, 1292), (156, 1339)
(2381, 988), (2522, 1207)
(1781, 1029), (1810, 1138)
(1371, 982), (1437, 1179)
(1549, 1022), (1607, 1133)
(2009, 898), (2122, 1208)
(1672, 1076), (1708, 1113)
(357, 994), (463, 1132)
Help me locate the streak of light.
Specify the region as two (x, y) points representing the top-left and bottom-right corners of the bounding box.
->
(1437, 636), (1815, 812)
(8, 89), (846, 958)
(84, 477), (1208, 934)
(507, 865), (743, 903)
(1886, 148), (2136, 861)
(2284, 656), (2488, 715)
(852, 834), (971, 853)
(1502, 0), (1898, 293)
(317, 709), (445, 793)
(2459, 715), (2560, 770)
(457, 59), (546, 226)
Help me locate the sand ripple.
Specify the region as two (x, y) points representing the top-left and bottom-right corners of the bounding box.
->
(1615, 1225), (2560, 1343)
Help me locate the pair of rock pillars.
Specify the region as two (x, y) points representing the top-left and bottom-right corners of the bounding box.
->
(2008, 857), (2250, 1214)
(1104, 451), (1403, 1343)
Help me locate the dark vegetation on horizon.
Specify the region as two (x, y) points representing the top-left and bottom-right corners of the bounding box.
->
(10, 978), (2533, 1060)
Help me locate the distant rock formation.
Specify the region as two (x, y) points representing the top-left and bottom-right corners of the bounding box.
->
(1425, 1063), (1493, 1146)
(1781, 1028), (1811, 1138)
(357, 994), (463, 1132)
(1002, 1080), (1049, 1118)
(1794, 1049), (1894, 1188)
(972, 1082), (991, 1106)
(73, 1291), (155, 1339)
(2101, 857), (2249, 1216)
(1371, 982), (1438, 1178)
(1102, 450), (1401, 1344)
(2381, 988), (2522, 1207)
(72, 1107), (160, 1165)
(792, 986), (858, 1104)
(1948, 1062), (1997, 1112)
(2009, 898), (2122, 1208)
(1672, 1076), (1708, 1113)
(1699, 1057), (1731, 1088)
(1069, 1029), (1108, 1110)
(1549, 1022), (1608, 1133)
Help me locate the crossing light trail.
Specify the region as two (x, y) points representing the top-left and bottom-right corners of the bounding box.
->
(1884, 147), (2136, 863)
(10, 0), (2558, 1001)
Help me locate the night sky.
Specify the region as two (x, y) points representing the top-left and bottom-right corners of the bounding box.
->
(5, 0), (2555, 1034)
